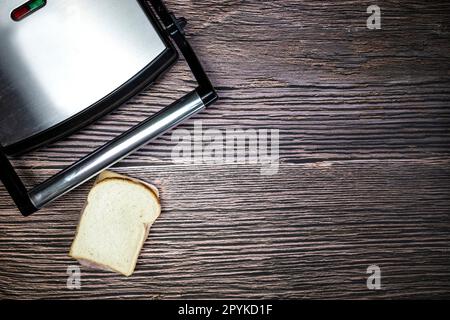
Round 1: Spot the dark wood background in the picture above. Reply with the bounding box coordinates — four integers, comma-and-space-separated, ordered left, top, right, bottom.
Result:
1, 0, 450, 299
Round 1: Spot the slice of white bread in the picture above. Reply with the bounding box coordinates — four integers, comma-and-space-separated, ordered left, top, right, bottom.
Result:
70, 171, 161, 276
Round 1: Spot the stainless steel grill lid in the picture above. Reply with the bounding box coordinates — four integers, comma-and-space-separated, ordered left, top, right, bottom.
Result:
0, 0, 217, 216
0, 0, 170, 150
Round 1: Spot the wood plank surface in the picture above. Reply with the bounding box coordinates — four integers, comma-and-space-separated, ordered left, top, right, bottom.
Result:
1, 0, 450, 299
1, 163, 450, 299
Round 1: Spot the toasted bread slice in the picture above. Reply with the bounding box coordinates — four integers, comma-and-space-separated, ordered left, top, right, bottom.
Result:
70, 171, 161, 276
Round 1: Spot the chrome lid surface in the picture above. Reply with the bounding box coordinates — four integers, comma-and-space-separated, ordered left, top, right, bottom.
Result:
0, 0, 167, 147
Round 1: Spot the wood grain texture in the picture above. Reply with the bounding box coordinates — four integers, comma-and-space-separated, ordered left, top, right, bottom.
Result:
1, 0, 450, 299
1, 163, 450, 299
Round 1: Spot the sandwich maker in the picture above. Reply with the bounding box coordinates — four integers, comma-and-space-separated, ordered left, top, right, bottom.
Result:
0, 0, 218, 216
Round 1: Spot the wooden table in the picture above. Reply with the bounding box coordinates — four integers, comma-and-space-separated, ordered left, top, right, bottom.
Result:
1, 0, 449, 299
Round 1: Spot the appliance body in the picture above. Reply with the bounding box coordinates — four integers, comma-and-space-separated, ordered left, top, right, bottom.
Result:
0, 0, 218, 215
0, 0, 177, 154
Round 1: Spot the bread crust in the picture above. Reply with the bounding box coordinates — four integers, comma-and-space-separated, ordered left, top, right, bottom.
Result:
97, 171, 160, 199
